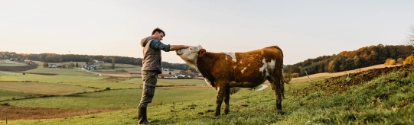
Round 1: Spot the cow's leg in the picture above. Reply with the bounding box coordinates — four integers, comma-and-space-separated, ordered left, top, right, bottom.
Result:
224, 86, 230, 115
268, 77, 283, 114
215, 85, 225, 116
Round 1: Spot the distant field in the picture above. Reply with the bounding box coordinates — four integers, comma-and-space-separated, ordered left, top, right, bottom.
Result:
0, 89, 32, 101
7, 88, 216, 110
99, 63, 141, 72
0, 70, 139, 89
0, 81, 97, 95
0, 60, 28, 66
25, 67, 92, 75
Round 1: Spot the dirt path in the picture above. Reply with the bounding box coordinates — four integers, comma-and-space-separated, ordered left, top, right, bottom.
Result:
291, 64, 401, 82
81, 68, 102, 76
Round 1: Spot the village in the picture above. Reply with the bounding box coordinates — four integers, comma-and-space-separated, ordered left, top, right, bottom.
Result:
4, 58, 200, 79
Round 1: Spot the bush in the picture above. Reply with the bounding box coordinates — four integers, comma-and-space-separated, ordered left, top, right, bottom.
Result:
43, 62, 48, 67
0, 102, 10, 106
384, 58, 396, 65
403, 56, 414, 65
68, 62, 75, 68
396, 58, 404, 64
283, 72, 292, 84
291, 73, 300, 78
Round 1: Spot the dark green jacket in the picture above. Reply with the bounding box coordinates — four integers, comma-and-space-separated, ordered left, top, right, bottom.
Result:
140, 36, 170, 74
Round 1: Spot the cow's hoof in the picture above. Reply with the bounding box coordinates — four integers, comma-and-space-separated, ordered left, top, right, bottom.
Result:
277, 111, 285, 115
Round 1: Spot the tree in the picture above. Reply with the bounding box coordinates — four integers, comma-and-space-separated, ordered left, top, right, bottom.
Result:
384, 58, 396, 65
43, 62, 49, 67
283, 72, 292, 84
75, 62, 79, 67
403, 56, 414, 65
68, 62, 75, 68
397, 58, 404, 64
111, 58, 115, 69
408, 27, 414, 46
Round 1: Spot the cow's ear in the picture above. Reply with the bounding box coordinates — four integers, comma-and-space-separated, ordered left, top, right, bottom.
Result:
198, 49, 206, 57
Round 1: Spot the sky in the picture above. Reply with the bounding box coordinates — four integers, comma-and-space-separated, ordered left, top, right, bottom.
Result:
1, 0, 413, 65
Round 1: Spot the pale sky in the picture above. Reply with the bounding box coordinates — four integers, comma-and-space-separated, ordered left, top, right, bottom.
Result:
1, 0, 413, 65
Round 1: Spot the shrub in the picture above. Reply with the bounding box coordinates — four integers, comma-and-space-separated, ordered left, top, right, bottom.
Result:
396, 58, 404, 64
291, 73, 300, 78
283, 72, 292, 84
384, 58, 396, 65
43, 62, 49, 67
403, 56, 414, 65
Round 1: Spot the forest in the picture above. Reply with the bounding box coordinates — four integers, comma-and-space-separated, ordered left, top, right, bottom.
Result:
285, 44, 414, 76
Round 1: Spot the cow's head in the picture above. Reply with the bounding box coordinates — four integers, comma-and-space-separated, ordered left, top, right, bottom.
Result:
176, 45, 205, 69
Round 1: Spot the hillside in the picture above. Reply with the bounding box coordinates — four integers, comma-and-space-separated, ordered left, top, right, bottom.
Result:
286, 44, 413, 77
1, 64, 413, 124
292, 64, 401, 82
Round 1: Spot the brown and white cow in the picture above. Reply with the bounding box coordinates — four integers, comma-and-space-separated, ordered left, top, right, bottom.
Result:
176, 45, 284, 116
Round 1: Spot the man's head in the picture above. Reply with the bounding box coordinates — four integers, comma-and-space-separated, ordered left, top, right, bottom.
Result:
152, 28, 165, 40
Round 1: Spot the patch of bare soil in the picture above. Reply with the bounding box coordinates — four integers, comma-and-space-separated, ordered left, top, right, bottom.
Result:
102, 76, 131, 82
24, 72, 57, 75
0, 106, 121, 120
295, 65, 413, 96
0, 65, 38, 72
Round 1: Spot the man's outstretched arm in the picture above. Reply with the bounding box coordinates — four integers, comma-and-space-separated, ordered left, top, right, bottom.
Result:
169, 45, 189, 51
150, 40, 188, 52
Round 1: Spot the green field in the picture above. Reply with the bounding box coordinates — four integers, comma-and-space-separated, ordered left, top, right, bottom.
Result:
0, 60, 28, 66
6, 88, 216, 110
1, 63, 413, 125
1, 69, 140, 89
99, 63, 142, 72
0, 81, 97, 95
0, 89, 32, 101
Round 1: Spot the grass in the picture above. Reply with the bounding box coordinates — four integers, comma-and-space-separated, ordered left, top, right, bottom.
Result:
5, 88, 216, 110
0, 89, 32, 101
0, 81, 97, 95
25, 66, 94, 75
0, 70, 139, 89
0, 60, 28, 66
1, 65, 414, 124
99, 63, 141, 72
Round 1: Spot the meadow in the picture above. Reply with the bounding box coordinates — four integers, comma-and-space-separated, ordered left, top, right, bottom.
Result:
0, 60, 413, 125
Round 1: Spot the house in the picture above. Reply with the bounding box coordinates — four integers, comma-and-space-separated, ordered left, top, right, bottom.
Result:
158, 74, 177, 79
48, 63, 60, 68
9, 58, 19, 61
84, 64, 102, 70
93, 60, 105, 64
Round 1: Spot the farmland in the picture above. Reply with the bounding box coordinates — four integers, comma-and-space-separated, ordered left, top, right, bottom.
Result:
0, 60, 413, 124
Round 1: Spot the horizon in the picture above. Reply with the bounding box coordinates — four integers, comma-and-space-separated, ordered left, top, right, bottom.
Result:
1, 0, 414, 65
0, 43, 409, 65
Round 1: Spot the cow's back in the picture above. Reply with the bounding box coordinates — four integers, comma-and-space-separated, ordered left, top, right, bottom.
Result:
199, 46, 283, 88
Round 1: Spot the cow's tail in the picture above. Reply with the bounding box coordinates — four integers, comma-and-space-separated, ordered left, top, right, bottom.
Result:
270, 45, 285, 99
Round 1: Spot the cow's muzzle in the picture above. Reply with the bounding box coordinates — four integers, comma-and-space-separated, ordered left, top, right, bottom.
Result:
176, 50, 182, 55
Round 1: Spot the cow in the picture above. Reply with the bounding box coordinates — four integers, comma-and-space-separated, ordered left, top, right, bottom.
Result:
176, 45, 284, 116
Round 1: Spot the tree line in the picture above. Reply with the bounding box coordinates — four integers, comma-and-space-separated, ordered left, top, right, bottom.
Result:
2, 44, 413, 75
0, 52, 193, 71
285, 44, 414, 77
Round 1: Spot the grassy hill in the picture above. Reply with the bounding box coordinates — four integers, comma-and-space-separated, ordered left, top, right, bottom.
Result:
0, 62, 413, 124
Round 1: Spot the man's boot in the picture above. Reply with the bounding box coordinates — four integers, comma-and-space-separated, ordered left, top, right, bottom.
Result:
138, 107, 151, 125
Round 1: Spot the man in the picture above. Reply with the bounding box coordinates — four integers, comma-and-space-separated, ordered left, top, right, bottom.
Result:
138, 28, 189, 124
